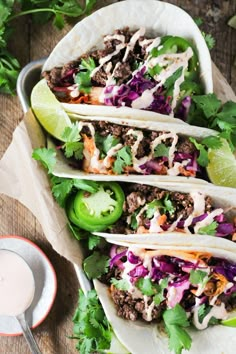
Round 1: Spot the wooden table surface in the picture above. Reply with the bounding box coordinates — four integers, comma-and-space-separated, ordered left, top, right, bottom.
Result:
0, 1, 235, 353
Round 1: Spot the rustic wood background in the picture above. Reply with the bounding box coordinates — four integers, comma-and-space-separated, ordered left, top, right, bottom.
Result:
0, 1, 235, 353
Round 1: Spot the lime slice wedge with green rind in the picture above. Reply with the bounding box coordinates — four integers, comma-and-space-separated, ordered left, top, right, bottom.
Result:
31, 79, 72, 141
206, 139, 236, 188
221, 311, 236, 327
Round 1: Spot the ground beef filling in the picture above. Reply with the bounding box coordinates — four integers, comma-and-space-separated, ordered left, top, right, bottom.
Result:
79, 120, 197, 160
43, 27, 143, 92
110, 286, 164, 322
109, 184, 214, 234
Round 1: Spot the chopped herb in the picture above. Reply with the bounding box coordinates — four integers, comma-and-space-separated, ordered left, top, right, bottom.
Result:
75, 57, 96, 93
154, 143, 170, 158
148, 64, 162, 77
83, 251, 109, 279
189, 269, 208, 285
32, 147, 56, 173
192, 94, 221, 119
153, 278, 168, 305
130, 209, 140, 230
163, 304, 192, 354
61, 123, 84, 160
111, 278, 130, 291
163, 194, 175, 215
113, 146, 132, 174
189, 137, 209, 167
72, 288, 111, 354
95, 133, 120, 156
136, 278, 159, 296
198, 221, 218, 236
201, 32, 216, 50
146, 200, 162, 219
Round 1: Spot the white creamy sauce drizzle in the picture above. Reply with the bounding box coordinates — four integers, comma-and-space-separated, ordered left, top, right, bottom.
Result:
151, 132, 178, 168
103, 143, 123, 168
123, 28, 145, 62
193, 303, 227, 330
131, 47, 193, 111
146, 37, 161, 53
149, 210, 163, 233
79, 122, 107, 173
191, 192, 206, 216
194, 208, 224, 233
142, 296, 155, 322
167, 214, 183, 232
136, 205, 148, 226
167, 160, 189, 176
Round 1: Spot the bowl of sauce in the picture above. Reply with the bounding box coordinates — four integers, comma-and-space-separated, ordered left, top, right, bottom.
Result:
0, 235, 57, 336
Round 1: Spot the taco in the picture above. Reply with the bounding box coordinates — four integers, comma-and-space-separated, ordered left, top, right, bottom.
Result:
65, 180, 236, 250
36, 115, 221, 184
42, 0, 212, 122
91, 243, 236, 354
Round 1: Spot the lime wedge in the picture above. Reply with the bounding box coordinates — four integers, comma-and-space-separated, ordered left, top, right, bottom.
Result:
221, 311, 236, 327
206, 139, 236, 188
31, 79, 72, 140
228, 15, 236, 29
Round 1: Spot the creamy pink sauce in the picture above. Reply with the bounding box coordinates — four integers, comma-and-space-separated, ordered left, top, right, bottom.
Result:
0, 250, 35, 316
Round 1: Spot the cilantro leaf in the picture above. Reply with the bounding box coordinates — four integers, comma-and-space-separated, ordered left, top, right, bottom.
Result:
113, 146, 132, 174
75, 57, 96, 93
50, 176, 74, 207
49, 176, 98, 207
111, 278, 130, 291
163, 194, 175, 215
73, 289, 111, 354
201, 32, 216, 50
153, 278, 168, 305
61, 123, 84, 160
189, 137, 209, 167
216, 101, 236, 122
68, 222, 90, 241
136, 278, 159, 296
198, 221, 218, 236
201, 136, 222, 149
194, 17, 203, 26
87, 234, 101, 250
164, 67, 183, 91
32, 147, 56, 173
154, 143, 170, 158
130, 209, 139, 230
148, 64, 162, 78
83, 251, 109, 279
192, 94, 221, 119
163, 304, 192, 354
189, 269, 208, 284
103, 134, 120, 154
95, 133, 120, 156
146, 200, 162, 219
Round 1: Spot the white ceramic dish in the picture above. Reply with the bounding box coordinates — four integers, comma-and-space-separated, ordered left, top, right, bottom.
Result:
0, 235, 57, 336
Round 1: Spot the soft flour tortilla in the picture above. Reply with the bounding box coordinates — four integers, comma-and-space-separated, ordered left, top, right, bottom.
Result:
42, 0, 212, 120
48, 114, 217, 183
94, 245, 236, 354
92, 180, 236, 252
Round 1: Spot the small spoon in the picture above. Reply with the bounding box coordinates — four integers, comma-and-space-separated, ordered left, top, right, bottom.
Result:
0, 249, 42, 354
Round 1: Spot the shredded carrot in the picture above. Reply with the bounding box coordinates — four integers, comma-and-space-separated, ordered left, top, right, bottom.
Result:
157, 214, 167, 225
137, 226, 149, 234
204, 273, 229, 297
68, 95, 89, 104
83, 134, 96, 155
179, 166, 196, 177
144, 250, 212, 265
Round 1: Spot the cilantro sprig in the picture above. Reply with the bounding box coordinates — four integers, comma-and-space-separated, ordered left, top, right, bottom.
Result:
75, 57, 96, 93
83, 251, 109, 279
72, 289, 112, 354
163, 304, 192, 354
189, 135, 222, 167
61, 123, 84, 160
0, 0, 97, 94
188, 94, 236, 151
113, 146, 132, 174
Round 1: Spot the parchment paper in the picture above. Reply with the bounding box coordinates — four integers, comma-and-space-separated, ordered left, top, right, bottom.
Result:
0, 64, 235, 267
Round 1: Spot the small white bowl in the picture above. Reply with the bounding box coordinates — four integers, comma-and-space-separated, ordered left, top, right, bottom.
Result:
0, 235, 57, 336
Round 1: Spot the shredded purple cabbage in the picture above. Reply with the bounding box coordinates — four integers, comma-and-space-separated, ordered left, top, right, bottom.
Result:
129, 264, 149, 278
216, 223, 236, 237
176, 96, 191, 121
127, 251, 140, 264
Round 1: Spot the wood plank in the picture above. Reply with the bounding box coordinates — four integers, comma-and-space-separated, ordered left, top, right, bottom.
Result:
0, 1, 235, 353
